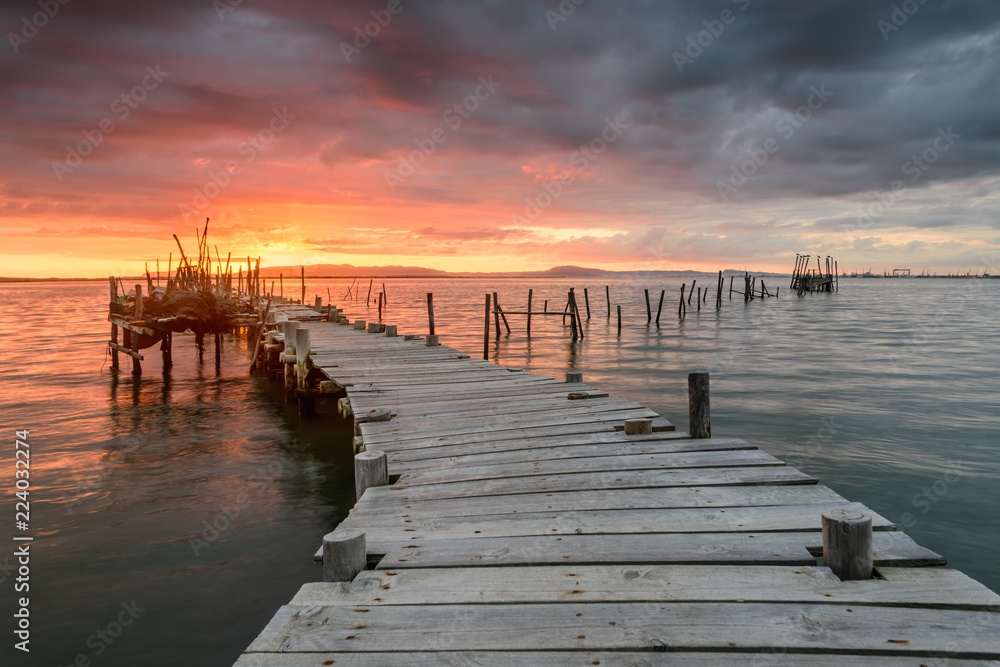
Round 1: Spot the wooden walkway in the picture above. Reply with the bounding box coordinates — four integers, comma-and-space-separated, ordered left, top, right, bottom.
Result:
236, 309, 1000, 665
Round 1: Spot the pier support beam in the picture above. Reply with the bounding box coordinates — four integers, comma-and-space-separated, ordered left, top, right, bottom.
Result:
322, 529, 366, 583
355, 450, 388, 501
688, 372, 710, 438
822, 508, 873, 581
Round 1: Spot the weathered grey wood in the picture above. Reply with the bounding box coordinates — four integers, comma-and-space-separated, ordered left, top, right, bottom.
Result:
623, 418, 652, 435
688, 371, 710, 438
322, 529, 365, 582
566, 371, 583, 383
391, 450, 785, 488
289, 565, 1000, 610
823, 507, 874, 580
351, 484, 850, 519
355, 450, 388, 501
236, 653, 1000, 666
353, 320, 366, 330
370, 530, 944, 569
338, 502, 894, 541
245, 601, 996, 655
364, 408, 391, 423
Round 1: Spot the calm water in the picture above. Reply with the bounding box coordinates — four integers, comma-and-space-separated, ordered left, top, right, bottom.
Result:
0, 276, 997, 665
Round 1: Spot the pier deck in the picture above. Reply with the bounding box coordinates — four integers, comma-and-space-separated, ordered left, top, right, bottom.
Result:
237, 311, 1000, 665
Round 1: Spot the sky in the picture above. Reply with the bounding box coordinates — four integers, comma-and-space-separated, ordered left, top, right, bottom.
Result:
2, 0, 1000, 277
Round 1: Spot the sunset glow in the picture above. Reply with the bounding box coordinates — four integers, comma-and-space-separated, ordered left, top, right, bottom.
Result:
3, 1, 999, 277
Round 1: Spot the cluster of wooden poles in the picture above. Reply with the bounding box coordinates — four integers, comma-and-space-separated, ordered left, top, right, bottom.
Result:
474, 271, 782, 360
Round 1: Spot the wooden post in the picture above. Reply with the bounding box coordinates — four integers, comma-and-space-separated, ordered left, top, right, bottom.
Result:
573, 289, 584, 337
161, 331, 172, 369
483, 293, 491, 360
366, 279, 373, 306
384, 325, 397, 337
655, 289, 665, 325
322, 529, 366, 583
315, 296, 322, 311
492, 292, 501, 340
300, 266, 305, 304
729, 275, 733, 299
605, 285, 610, 318
382, 282, 387, 305
110, 324, 119, 370
249, 297, 272, 374
697, 287, 701, 311
566, 371, 583, 383
688, 280, 696, 304
624, 418, 652, 435
283, 321, 299, 396
822, 509, 873, 580
355, 450, 388, 501
526, 289, 533, 337
426, 293, 436, 335
129, 328, 141, 377
688, 372, 710, 438
583, 288, 590, 319
716, 270, 723, 309
378, 292, 383, 322
294, 327, 310, 390
616, 304, 622, 333
678, 284, 686, 319
134, 284, 143, 319
214, 332, 222, 367
644, 288, 651, 322
495, 293, 511, 334
568, 291, 578, 341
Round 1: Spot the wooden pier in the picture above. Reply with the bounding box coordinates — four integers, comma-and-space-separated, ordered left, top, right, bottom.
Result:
236, 304, 1000, 665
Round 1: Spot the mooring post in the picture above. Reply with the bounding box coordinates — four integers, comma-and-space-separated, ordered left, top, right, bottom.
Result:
605, 285, 611, 318
322, 529, 366, 583
134, 284, 144, 319
568, 290, 578, 341
492, 292, 502, 340
526, 289, 533, 337
300, 266, 305, 304
566, 371, 583, 383
616, 304, 622, 333
110, 323, 119, 370
315, 296, 322, 312
822, 508, 873, 580
378, 292, 383, 322
483, 293, 491, 360
688, 372, 710, 438
426, 293, 435, 335
366, 279, 373, 307
583, 288, 590, 319
644, 288, 651, 321
355, 450, 389, 501
655, 289, 665, 325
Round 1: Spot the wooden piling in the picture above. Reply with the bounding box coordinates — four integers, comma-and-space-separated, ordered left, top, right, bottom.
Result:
644, 289, 651, 322
483, 293, 491, 360
697, 287, 701, 311
378, 292, 383, 323
134, 284, 144, 319
655, 289, 665, 325
583, 288, 590, 320
300, 266, 305, 304
688, 372, 710, 438
729, 275, 734, 299
624, 418, 652, 435
322, 529, 366, 583
110, 324, 119, 370
355, 450, 388, 501
688, 280, 696, 304
382, 283, 387, 305
716, 270, 723, 309
566, 371, 583, 383
605, 285, 610, 318
366, 279, 373, 307
526, 289, 533, 337
822, 508, 873, 580
616, 304, 621, 333
678, 284, 686, 319
568, 291, 579, 341
161, 331, 172, 369
492, 292, 502, 340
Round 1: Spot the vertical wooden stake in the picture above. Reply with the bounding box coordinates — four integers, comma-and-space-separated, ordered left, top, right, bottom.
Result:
697, 287, 701, 311
688, 280, 696, 304
366, 279, 373, 306
822, 509, 873, 580
300, 266, 305, 304
426, 293, 436, 335
655, 289, 665, 324
110, 324, 119, 370
378, 292, 383, 322
134, 284, 144, 319
483, 293, 491, 360
566, 371, 583, 383
322, 529, 366, 583
568, 291, 578, 341
382, 283, 387, 305
583, 288, 590, 319
526, 289, 533, 337
688, 372, 710, 438
294, 327, 310, 391
605, 285, 610, 318
355, 450, 389, 501
492, 292, 501, 340
616, 304, 622, 333
644, 288, 651, 322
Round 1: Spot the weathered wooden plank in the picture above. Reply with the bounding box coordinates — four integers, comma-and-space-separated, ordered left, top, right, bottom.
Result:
337, 502, 895, 540
288, 565, 1000, 610
245, 601, 998, 655
392, 450, 784, 487
351, 484, 847, 518
235, 652, 1000, 666
361, 466, 816, 502
371, 530, 944, 569
385, 436, 749, 472
358, 396, 643, 422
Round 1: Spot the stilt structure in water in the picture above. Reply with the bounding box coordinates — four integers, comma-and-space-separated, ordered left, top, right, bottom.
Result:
791, 253, 839, 293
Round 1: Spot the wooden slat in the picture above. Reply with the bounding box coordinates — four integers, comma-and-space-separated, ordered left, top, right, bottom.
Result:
371, 530, 944, 569
289, 565, 1000, 610
246, 601, 998, 656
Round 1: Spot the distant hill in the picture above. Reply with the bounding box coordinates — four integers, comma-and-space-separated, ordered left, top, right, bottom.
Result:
258, 264, 449, 278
